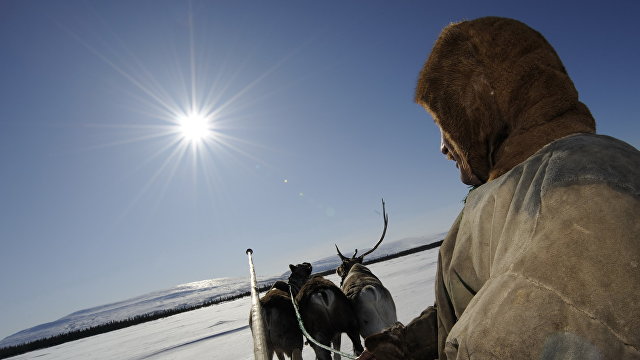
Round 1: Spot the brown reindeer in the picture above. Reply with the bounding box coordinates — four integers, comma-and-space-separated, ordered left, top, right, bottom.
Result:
288, 262, 364, 360
249, 280, 303, 360
336, 199, 397, 338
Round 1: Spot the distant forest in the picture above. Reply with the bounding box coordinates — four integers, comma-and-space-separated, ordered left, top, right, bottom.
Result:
0, 240, 442, 359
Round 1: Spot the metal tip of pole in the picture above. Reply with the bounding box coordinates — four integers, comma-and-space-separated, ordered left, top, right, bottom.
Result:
246, 248, 253, 255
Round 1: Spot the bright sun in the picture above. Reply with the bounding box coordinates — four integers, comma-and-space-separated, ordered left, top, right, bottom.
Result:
178, 113, 210, 142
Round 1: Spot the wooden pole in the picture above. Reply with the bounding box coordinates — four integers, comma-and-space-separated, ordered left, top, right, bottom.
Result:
246, 249, 269, 360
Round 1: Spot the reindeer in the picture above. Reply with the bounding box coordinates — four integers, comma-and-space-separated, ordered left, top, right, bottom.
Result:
335, 199, 397, 338
288, 262, 364, 360
249, 280, 303, 360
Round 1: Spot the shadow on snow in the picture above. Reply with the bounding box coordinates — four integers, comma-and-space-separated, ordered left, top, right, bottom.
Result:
136, 325, 249, 359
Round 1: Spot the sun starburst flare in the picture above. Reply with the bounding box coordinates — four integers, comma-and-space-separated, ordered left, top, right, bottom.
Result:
177, 112, 213, 144
62, 3, 312, 221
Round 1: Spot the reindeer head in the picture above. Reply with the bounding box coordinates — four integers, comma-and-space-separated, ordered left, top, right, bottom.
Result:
288, 262, 312, 295
336, 199, 388, 285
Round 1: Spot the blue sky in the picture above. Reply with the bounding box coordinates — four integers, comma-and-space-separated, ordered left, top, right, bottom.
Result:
1, 0, 638, 340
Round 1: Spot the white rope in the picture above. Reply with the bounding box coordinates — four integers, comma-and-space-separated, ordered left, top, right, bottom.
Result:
288, 285, 357, 359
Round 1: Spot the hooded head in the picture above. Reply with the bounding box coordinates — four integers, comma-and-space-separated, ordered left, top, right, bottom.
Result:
415, 17, 595, 185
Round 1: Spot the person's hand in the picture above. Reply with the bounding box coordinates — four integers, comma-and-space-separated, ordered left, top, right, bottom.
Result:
362, 307, 439, 360
363, 322, 407, 360
355, 349, 377, 360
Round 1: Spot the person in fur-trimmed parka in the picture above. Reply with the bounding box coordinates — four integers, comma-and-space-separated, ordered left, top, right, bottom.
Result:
359, 16, 640, 360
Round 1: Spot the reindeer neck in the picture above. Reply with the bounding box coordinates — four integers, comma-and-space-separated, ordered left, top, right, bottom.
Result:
287, 276, 308, 297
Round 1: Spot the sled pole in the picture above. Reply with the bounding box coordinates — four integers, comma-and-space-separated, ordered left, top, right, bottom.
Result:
246, 249, 269, 360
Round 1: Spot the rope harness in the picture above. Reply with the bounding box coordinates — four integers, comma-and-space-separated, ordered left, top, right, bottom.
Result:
288, 285, 357, 359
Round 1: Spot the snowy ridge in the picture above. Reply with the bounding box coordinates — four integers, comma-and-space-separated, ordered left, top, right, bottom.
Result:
1, 234, 444, 349
0, 277, 282, 348
295, 232, 445, 275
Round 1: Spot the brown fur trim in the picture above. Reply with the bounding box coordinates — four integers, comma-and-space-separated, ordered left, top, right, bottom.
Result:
415, 17, 595, 183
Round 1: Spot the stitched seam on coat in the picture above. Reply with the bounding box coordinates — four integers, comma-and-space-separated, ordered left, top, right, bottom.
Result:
507, 271, 640, 353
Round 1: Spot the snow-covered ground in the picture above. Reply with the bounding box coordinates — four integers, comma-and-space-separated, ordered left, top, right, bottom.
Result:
1, 234, 444, 349
0, 277, 284, 349
7, 248, 438, 359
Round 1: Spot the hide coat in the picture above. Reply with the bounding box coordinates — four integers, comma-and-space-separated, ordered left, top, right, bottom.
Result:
436, 133, 640, 359
365, 17, 640, 360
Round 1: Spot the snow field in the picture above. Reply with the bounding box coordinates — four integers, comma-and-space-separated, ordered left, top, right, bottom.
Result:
10, 248, 438, 360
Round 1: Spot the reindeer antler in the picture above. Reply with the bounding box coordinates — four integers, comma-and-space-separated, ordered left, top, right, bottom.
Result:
360, 199, 388, 258
335, 244, 349, 261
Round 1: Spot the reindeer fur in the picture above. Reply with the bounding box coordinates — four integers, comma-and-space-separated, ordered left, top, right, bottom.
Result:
338, 262, 397, 338
335, 199, 397, 338
288, 263, 364, 360
249, 281, 302, 360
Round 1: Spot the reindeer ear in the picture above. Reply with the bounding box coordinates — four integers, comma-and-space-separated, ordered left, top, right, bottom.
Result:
337, 266, 344, 277
289, 264, 295, 272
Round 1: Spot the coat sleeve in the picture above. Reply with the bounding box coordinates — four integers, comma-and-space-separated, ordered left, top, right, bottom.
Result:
443, 182, 640, 359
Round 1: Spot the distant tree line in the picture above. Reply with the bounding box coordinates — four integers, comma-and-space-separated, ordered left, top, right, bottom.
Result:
0, 240, 442, 359
314, 239, 444, 277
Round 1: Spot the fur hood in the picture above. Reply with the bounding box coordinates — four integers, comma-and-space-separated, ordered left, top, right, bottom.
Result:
415, 17, 596, 183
